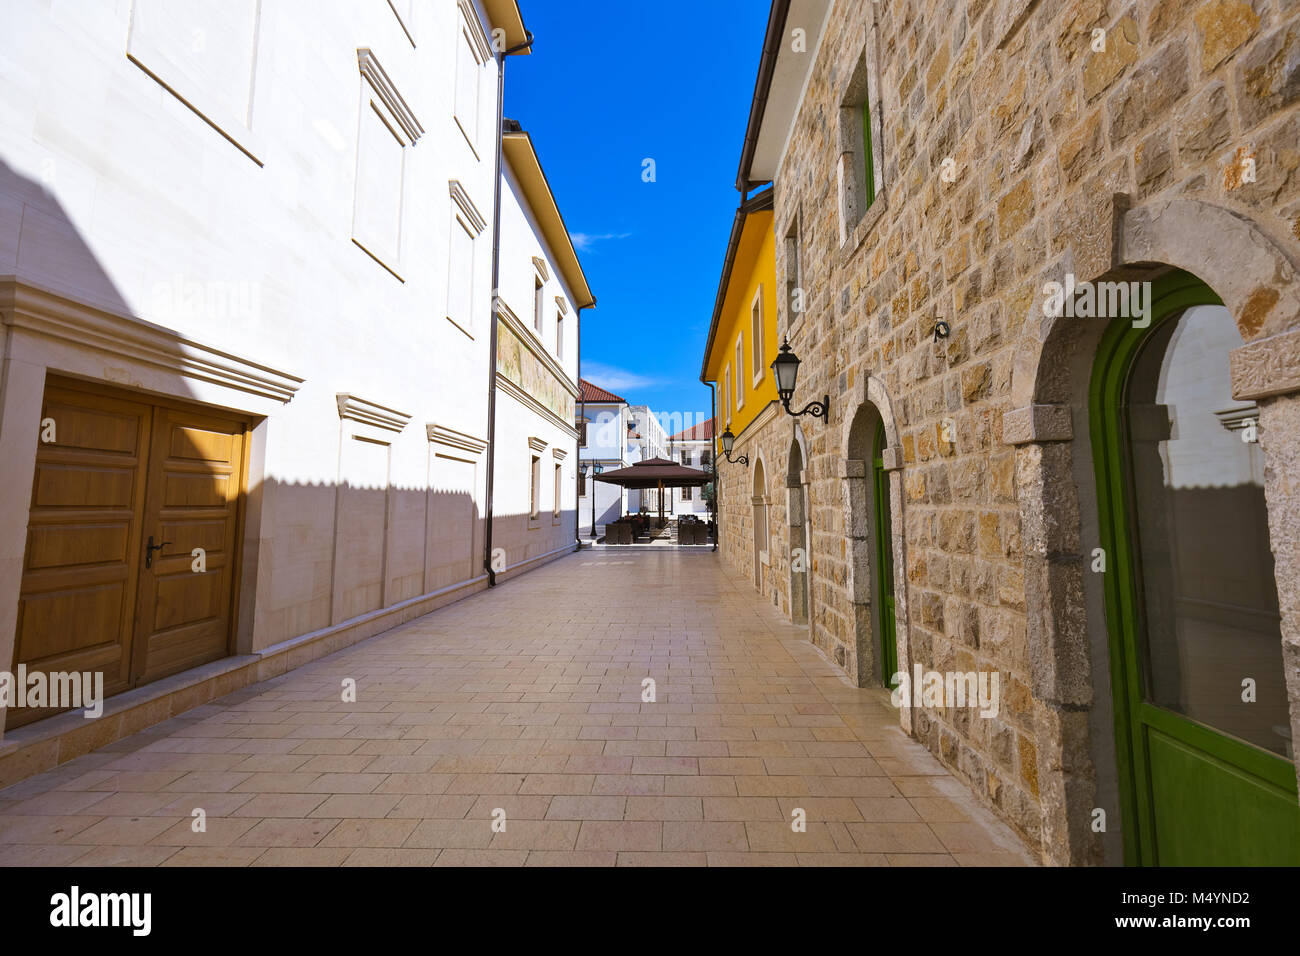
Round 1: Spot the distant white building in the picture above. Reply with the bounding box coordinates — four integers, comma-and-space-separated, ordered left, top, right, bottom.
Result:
577, 379, 630, 538
667, 419, 714, 518
625, 404, 669, 513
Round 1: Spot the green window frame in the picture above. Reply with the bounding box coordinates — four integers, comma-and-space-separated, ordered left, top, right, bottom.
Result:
862, 99, 875, 210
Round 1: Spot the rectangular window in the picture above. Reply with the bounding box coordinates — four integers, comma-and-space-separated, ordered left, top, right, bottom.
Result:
734, 339, 744, 409
837, 56, 877, 243
682, 486, 693, 501
447, 214, 475, 331
554, 464, 562, 516
724, 367, 732, 423
862, 99, 875, 207
530, 455, 540, 518
534, 277, 544, 333
751, 289, 765, 385
556, 310, 564, 357
785, 218, 802, 330
454, 26, 481, 152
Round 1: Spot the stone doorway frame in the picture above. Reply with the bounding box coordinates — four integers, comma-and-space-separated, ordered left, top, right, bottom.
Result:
1006, 196, 1300, 866
787, 423, 811, 627
839, 375, 910, 715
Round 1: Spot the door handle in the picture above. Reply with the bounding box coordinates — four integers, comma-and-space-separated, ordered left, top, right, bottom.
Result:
145, 535, 172, 569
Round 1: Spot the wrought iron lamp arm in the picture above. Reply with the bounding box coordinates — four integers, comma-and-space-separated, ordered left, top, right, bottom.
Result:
782, 394, 830, 423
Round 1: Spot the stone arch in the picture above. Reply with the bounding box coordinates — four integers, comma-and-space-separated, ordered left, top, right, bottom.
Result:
1007, 195, 1300, 867
1010, 197, 1300, 413
787, 423, 811, 626
838, 375, 910, 707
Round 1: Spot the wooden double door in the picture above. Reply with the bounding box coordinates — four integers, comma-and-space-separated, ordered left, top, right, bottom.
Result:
12, 378, 247, 727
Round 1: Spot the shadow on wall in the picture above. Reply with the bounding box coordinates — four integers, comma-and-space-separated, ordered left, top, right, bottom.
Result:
1, 156, 578, 729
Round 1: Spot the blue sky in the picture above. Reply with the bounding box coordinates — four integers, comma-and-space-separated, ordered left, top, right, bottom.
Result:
506, 0, 768, 434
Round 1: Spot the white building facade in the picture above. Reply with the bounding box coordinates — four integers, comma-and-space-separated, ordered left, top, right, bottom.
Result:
577, 380, 629, 538
666, 419, 714, 518
0, 0, 589, 782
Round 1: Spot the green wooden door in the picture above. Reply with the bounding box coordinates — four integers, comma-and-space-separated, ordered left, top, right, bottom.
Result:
1091, 270, 1300, 865
872, 421, 898, 686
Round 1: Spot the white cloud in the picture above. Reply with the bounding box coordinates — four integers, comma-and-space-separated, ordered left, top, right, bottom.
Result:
571, 231, 632, 251
582, 361, 664, 393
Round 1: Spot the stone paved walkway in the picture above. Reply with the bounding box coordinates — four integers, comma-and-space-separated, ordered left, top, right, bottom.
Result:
0, 549, 1036, 866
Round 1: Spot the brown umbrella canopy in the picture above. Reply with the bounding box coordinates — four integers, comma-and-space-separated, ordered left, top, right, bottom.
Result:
593, 457, 712, 489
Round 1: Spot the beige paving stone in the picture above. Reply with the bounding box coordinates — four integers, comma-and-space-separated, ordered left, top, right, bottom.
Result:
0, 550, 1033, 867
66, 816, 184, 846
591, 774, 665, 796
846, 822, 949, 854
703, 797, 784, 821
70, 845, 182, 866
525, 850, 617, 866
252, 847, 352, 866
151, 817, 260, 846
662, 821, 749, 852
744, 822, 839, 853
575, 821, 662, 851
159, 846, 265, 867
309, 793, 401, 818
433, 849, 528, 866
0, 844, 96, 866
617, 851, 707, 866
489, 820, 581, 850
342, 847, 441, 866
403, 818, 492, 849
232, 793, 329, 818
623, 796, 703, 821
545, 795, 625, 820
236, 818, 340, 848
320, 819, 419, 848
706, 851, 797, 867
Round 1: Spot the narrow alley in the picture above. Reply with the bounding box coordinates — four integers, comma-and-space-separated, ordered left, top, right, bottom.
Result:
0, 550, 1032, 866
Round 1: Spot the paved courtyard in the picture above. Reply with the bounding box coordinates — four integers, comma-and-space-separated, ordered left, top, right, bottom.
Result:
0, 549, 1035, 866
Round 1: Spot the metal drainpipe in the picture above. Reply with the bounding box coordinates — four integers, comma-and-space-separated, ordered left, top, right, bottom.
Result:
574, 304, 583, 549
484, 30, 535, 588
708, 381, 718, 553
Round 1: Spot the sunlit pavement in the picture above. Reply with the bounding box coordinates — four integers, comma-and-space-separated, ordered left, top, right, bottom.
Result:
0, 549, 1035, 866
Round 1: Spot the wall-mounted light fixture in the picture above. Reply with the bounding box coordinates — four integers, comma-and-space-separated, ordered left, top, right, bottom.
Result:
932, 319, 951, 342
770, 338, 829, 424
719, 428, 748, 466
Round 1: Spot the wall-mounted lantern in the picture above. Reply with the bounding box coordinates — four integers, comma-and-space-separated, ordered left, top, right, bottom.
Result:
770, 338, 829, 424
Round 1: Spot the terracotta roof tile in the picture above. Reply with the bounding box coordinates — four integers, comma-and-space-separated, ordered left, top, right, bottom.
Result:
579, 379, 627, 403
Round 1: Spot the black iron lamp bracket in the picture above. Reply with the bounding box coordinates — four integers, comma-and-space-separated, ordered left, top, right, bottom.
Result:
782, 395, 830, 424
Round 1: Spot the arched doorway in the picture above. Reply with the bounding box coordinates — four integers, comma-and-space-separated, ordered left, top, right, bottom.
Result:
752, 456, 768, 591
871, 420, 897, 685
1092, 269, 1300, 865
845, 403, 897, 687
787, 434, 810, 626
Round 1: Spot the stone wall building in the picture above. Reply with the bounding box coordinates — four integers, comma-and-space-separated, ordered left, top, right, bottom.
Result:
710, 0, 1300, 865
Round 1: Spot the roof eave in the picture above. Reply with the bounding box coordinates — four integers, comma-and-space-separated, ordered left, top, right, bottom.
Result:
698, 188, 775, 384
481, 0, 530, 53
735, 0, 792, 194
503, 131, 596, 309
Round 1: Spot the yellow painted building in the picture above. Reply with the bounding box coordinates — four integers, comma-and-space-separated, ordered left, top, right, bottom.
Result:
700, 188, 778, 447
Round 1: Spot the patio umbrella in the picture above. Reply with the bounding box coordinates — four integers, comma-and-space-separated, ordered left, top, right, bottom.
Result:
594, 457, 712, 525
